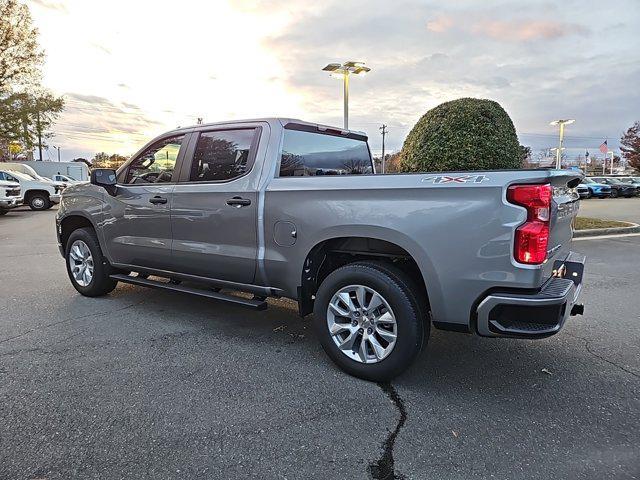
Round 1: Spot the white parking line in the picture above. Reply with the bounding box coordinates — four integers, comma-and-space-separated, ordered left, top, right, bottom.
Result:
574, 232, 640, 241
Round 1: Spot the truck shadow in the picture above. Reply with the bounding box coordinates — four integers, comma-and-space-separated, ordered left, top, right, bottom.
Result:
104, 284, 589, 397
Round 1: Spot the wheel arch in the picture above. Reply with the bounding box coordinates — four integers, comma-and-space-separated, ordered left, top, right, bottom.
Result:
24, 189, 51, 201
59, 214, 97, 253
297, 232, 440, 318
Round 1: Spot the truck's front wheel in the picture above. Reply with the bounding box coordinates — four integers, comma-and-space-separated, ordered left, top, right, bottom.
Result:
65, 228, 118, 297
28, 193, 50, 211
313, 261, 426, 381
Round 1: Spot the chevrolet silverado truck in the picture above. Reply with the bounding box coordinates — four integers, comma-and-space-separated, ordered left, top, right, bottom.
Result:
56, 118, 585, 380
0, 179, 22, 215
0, 169, 62, 210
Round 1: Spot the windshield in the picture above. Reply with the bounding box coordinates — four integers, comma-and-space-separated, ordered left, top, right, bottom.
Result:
582, 178, 595, 184
606, 178, 623, 184
4, 170, 32, 181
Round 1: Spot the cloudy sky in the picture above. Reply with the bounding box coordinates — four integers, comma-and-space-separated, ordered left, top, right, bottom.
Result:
28, 0, 640, 162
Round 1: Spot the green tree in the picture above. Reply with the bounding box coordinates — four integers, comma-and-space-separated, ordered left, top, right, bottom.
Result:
0, 0, 64, 161
0, 0, 44, 93
399, 98, 521, 172
91, 152, 129, 170
0, 91, 64, 159
620, 121, 640, 172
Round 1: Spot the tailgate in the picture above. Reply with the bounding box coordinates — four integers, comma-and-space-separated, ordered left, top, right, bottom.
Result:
544, 171, 582, 278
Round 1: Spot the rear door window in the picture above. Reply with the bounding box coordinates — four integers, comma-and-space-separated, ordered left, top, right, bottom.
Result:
187, 129, 257, 182
279, 128, 372, 177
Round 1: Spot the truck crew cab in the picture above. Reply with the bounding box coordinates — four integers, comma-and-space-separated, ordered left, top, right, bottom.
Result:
56, 118, 585, 380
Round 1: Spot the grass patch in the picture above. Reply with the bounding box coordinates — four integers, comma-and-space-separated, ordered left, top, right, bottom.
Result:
574, 217, 631, 230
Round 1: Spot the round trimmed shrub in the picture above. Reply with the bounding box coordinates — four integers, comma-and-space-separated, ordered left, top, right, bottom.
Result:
399, 98, 521, 172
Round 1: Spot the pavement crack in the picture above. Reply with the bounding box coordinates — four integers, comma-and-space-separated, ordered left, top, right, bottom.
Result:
566, 332, 640, 380
368, 382, 407, 480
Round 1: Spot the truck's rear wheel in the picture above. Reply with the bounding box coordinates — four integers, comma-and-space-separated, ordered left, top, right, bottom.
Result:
28, 193, 50, 211
65, 227, 117, 296
313, 261, 426, 381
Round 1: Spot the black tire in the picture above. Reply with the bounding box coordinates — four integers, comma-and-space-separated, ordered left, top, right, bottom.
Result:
28, 193, 51, 211
65, 227, 118, 296
586, 189, 593, 199
610, 189, 619, 198
313, 261, 427, 381
0, 210, 8, 216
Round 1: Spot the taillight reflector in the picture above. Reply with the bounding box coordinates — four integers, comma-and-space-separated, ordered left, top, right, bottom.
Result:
507, 184, 552, 264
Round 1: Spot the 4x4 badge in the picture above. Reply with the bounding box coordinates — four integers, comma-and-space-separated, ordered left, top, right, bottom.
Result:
421, 174, 489, 184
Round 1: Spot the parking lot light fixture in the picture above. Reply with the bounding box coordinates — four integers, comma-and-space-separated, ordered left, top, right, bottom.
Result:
550, 119, 575, 169
322, 61, 371, 130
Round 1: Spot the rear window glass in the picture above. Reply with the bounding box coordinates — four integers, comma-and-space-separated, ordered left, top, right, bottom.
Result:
279, 129, 372, 177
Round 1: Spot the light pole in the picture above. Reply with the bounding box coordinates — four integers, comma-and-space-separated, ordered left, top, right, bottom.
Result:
53, 145, 61, 162
551, 147, 565, 168
608, 150, 614, 175
549, 119, 575, 169
322, 61, 371, 130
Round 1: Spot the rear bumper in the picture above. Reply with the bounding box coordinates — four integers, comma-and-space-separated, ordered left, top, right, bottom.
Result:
476, 252, 585, 338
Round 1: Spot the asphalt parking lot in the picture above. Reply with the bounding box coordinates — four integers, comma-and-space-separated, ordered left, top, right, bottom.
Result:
579, 197, 640, 224
1, 208, 639, 480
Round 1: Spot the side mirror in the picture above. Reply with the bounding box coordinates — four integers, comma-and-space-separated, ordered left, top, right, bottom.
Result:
90, 169, 117, 188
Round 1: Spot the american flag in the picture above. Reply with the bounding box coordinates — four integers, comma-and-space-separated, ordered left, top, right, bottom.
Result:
599, 140, 608, 154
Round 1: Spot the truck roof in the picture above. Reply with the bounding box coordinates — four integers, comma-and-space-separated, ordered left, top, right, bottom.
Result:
172, 117, 368, 137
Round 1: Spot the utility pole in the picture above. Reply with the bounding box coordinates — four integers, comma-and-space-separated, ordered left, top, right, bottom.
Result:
54, 145, 61, 162
197, 117, 203, 125
36, 110, 43, 161
380, 124, 388, 173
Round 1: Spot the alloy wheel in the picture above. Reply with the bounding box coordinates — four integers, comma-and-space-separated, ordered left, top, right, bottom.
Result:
68, 239, 94, 287
327, 285, 397, 364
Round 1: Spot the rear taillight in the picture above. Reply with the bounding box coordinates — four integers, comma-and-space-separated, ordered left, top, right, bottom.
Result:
507, 184, 552, 264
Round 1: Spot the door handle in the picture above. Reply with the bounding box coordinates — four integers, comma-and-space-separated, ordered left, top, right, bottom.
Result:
149, 196, 168, 205
226, 196, 251, 207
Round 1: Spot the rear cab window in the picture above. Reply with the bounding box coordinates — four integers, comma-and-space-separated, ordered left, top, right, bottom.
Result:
279, 125, 373, 177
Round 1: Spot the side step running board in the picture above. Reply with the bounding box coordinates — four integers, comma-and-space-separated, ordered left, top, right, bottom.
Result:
110, 274, 268, 310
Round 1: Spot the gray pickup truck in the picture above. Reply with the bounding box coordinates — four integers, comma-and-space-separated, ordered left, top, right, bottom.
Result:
56, 118, 585, 380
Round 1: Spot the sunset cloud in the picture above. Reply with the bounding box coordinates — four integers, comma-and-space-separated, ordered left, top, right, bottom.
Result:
471, 19, 589, 42
24, 0, 640, 159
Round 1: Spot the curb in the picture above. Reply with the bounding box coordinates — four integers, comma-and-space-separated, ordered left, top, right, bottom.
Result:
574, 222, 640, 238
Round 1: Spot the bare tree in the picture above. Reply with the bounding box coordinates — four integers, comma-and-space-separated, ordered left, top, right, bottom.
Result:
0, 0, 44, 93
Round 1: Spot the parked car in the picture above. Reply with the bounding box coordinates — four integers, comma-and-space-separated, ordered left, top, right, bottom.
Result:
50, 173, 85, 187
578, 178, 612, 199
56, 118, 586, 381
618, 176, 640, 189
590, 177, 638, 197
0, 170, 61, 210
0, 180, 22, 215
